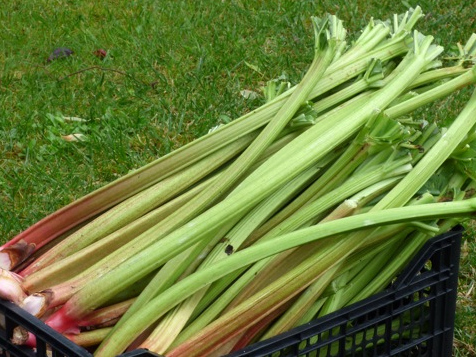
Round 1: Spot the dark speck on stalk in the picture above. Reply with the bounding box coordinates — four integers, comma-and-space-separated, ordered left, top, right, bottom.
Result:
225, 244, 234, 255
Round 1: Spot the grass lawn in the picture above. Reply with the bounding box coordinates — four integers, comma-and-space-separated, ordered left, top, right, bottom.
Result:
1, 0, 474, 354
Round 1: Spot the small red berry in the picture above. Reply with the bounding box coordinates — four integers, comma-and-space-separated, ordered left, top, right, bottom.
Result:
93, 49, 107, 59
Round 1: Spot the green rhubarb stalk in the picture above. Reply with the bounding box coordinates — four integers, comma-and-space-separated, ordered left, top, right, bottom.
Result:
408, 123, 442, 165
247, 111, 412, 244
301, 9, 413, 101
313, 191, 438, 264
138, 165, 332, 352
227, 302, 293, 354
25, 127, 305, 290
318, 233, 406, 298
296, 297, 328, 326
22, 175, 214, 292
78, 298, 135, 328
386, 66, 476, 119
350, 182, 470, 304
258, 236, 400, 339
347, 229, 432, 305
102, 269, 157, 306
322, 6, 420, 74
64, 328, 113, 348
35, 130, 313, 302
301, 36, 411, 112
181, 266, 259, 340
259, 155, 412, 238
127, 238, 220, 316
312, 58, 384, 115
375, 84, 476, 209
352, 17, 376, 47
246, 109, 381, 243
409, 65, 470, 88
214, 181, 418, 344
20, 131, 257, 277
319, 238, 403, 318
136, 160, 410, 348
332, 22, 386, 65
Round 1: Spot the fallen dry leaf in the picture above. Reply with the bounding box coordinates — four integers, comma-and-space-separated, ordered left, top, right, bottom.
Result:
61, 133, 87, 142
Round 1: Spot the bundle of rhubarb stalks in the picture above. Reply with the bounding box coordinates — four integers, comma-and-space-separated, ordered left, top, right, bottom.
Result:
2, 7, 476, 357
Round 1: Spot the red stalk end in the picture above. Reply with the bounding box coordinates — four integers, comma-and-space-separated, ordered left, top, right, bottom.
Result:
0, 240, 36, 271
11, 327, 36, 347
20, 291, 53, 318
28, 277, 85, 308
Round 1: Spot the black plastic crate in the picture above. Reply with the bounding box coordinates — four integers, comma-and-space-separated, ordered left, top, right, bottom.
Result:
0, 227, 462, 357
